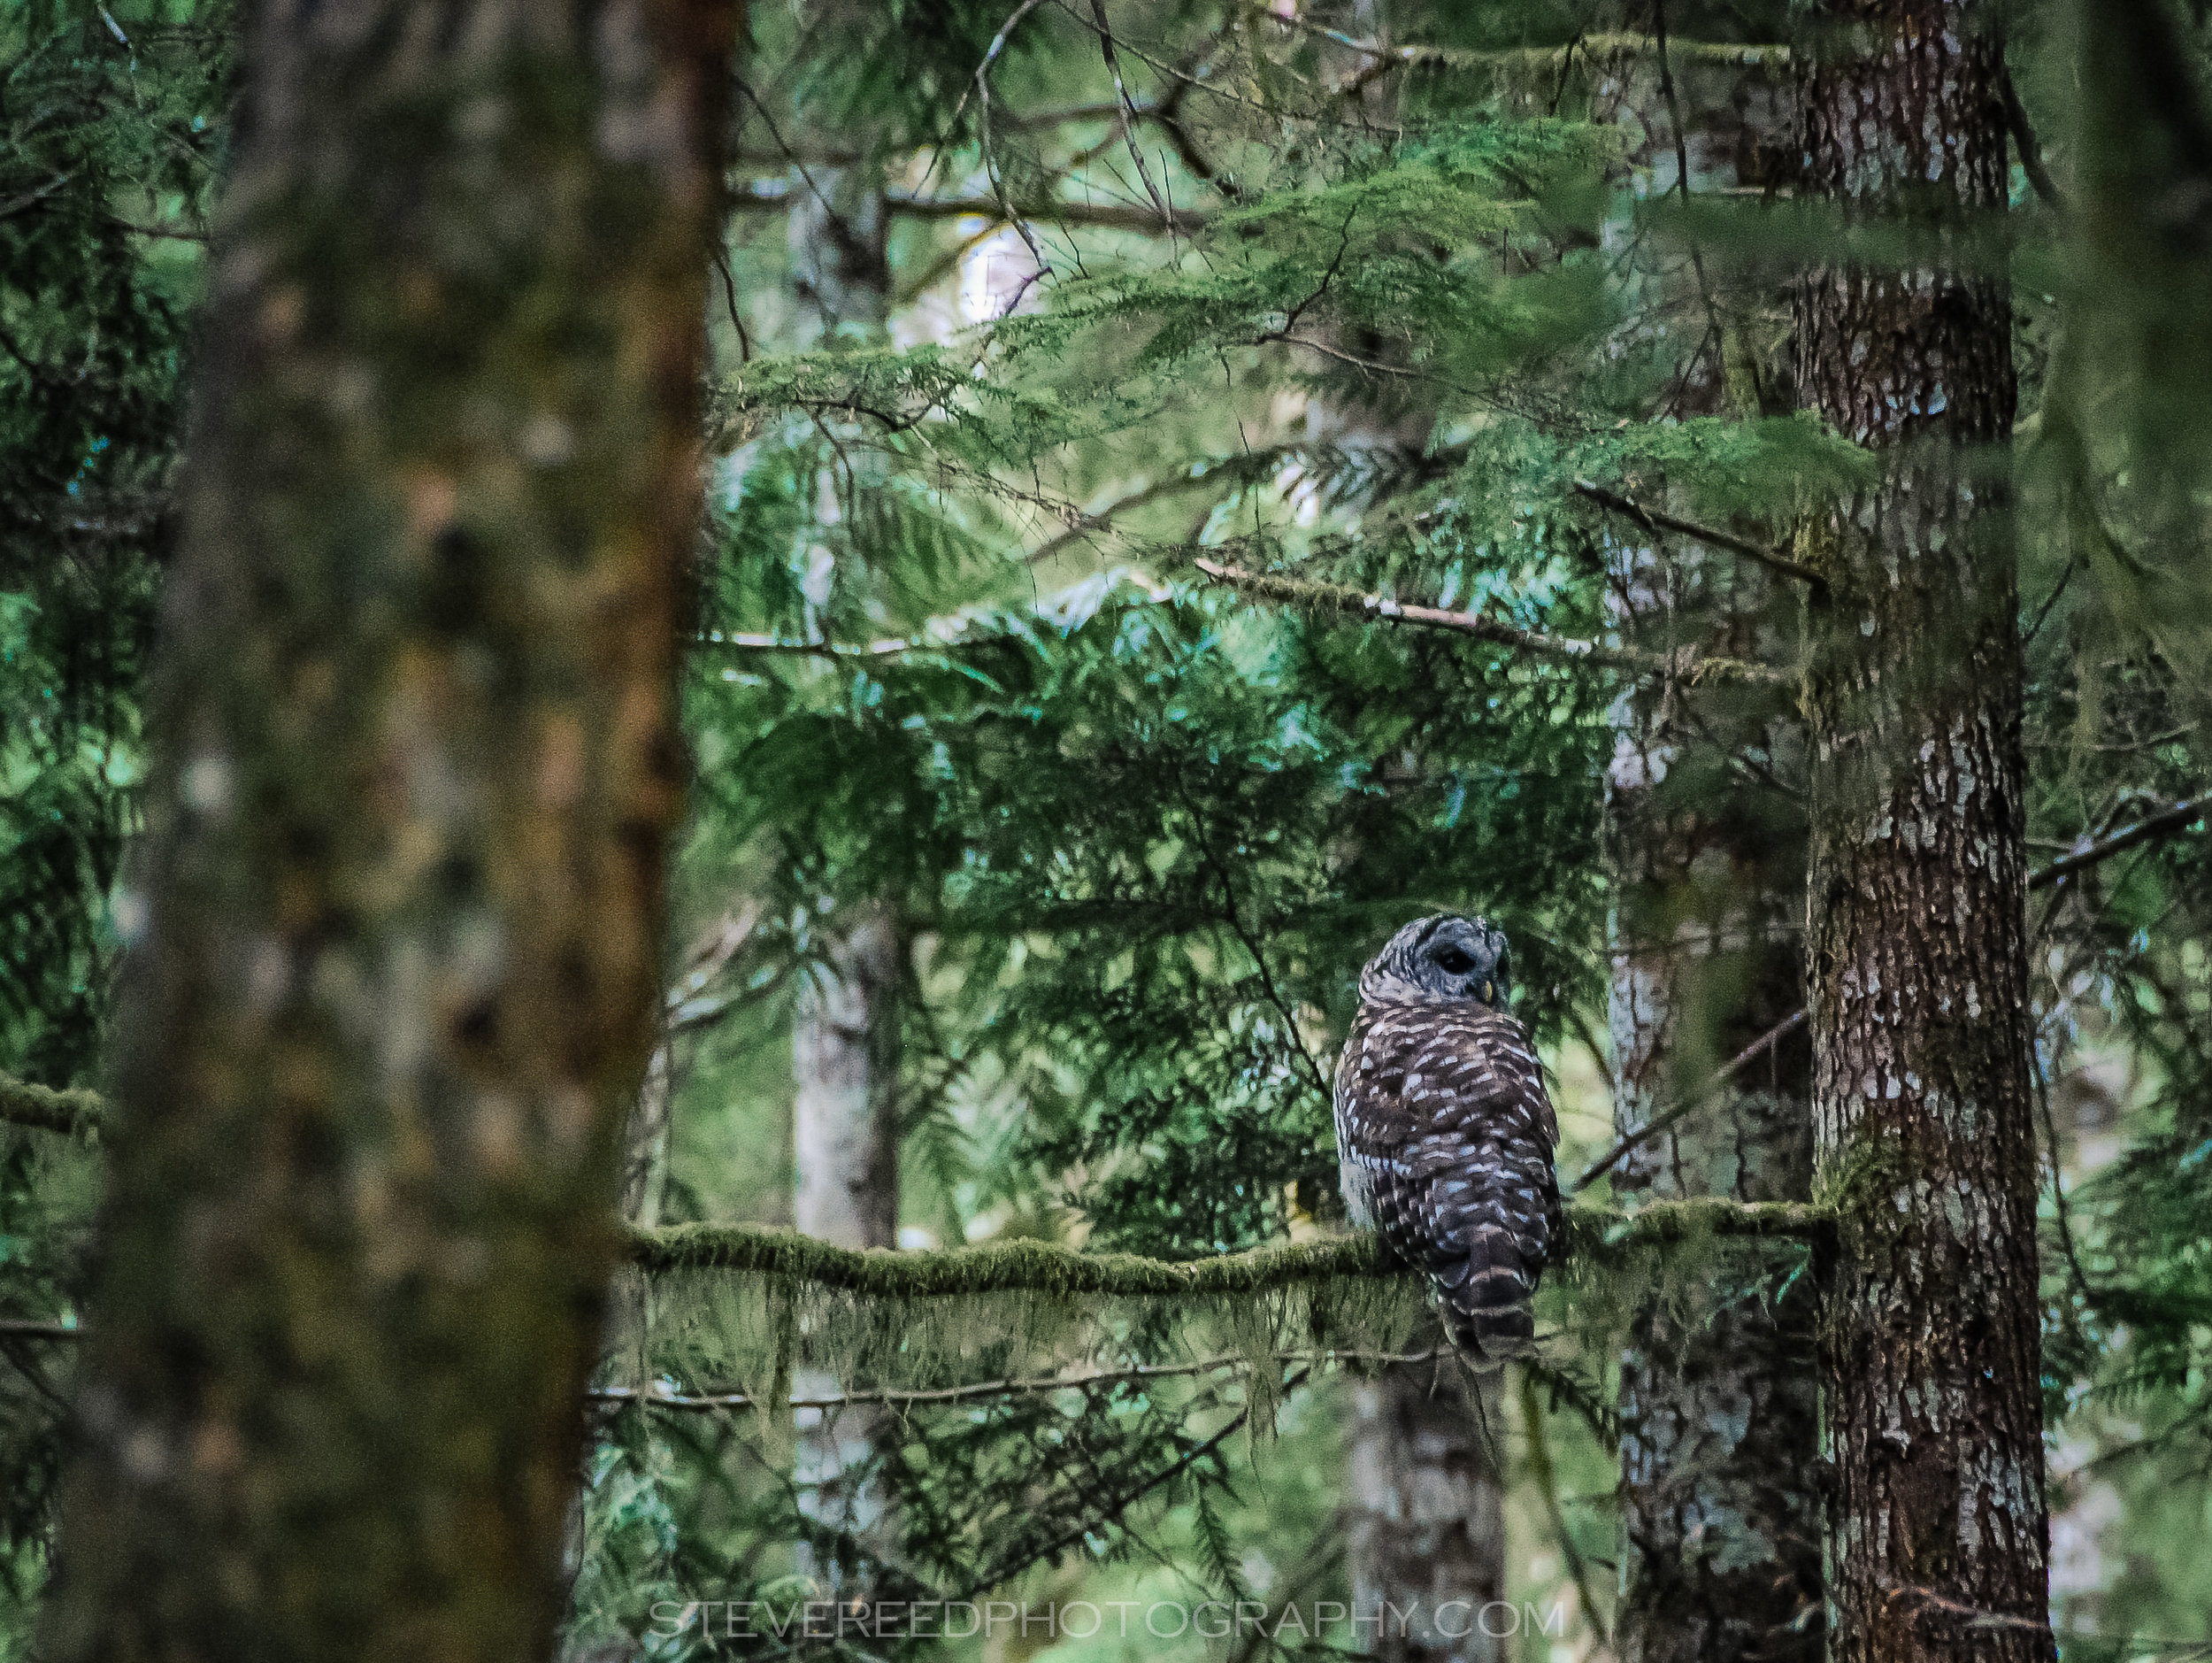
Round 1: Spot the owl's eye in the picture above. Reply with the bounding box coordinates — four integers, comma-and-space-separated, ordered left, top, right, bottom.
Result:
1433, 948, 1476, 974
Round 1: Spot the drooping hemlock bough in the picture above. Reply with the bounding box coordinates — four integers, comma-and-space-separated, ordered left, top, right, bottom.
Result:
36, 4, 742, 1662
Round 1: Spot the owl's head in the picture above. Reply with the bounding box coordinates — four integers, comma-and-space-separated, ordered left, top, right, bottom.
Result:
1360, 914, 1512, 1008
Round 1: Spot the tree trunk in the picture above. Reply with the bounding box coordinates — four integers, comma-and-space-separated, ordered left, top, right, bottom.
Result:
791, 906, 901, 1598
1607, 545, 1822, 1663
783, 155, 902, 1592
1344, 1361, 1505, 1663
1795, 5, 2052, 1659
38, 4, 738, 1660
1595, 43, 1824, 1663
793, 905, 902, 1250
621, 1028, 675, 1228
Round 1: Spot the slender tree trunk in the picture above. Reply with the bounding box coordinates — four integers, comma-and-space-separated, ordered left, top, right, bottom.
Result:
621, 1028, 675, 1227
792, 905, 902, 1250
1594, 41, 1824, 1663
789, 167, 890, 337
787, 160, 900, 1588
1608, 670, 1822, 1663
1794, 5, 2052, 1659
790, 903, 900, 1589
1344, 1361, 1505, 1663
38, 4, 738, 1661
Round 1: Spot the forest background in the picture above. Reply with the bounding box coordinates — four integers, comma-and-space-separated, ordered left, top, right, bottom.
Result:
3, 2, 2211, 1661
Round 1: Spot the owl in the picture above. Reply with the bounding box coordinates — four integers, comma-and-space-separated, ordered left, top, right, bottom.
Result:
1334, 915, 1562, 1362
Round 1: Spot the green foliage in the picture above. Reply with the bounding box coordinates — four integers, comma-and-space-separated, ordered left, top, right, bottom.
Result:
0, 6, 226, 1644
3, 0, 2211, 1655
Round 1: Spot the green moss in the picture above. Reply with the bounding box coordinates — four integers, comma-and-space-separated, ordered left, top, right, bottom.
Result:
0, 1069, 103, 1139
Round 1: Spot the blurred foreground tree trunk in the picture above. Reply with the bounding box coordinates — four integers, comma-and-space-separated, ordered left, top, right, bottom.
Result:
1795, 4, 2052, 1659
39, 3, 741, 1660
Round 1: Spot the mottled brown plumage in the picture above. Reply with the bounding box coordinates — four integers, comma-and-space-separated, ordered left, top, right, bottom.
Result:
1334, 916, 1562, 1361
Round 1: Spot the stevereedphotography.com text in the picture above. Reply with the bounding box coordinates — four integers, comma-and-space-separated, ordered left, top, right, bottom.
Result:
649, 1596, 1573, 1646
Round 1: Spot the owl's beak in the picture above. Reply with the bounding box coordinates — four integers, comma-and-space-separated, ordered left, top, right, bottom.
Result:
1482, 980, 1494, 1001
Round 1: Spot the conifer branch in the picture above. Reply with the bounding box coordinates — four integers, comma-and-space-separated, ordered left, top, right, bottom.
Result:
730, 185, 1206, 235
1193, 558, 1789, 684
1573, 481, 1827, 592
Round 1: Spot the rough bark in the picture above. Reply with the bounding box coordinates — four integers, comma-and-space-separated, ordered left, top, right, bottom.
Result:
1794, 5, 2052, 1659
1607, 562, 1822, 1663
1344, 1360, 1505, 1663
1594, 42, 1824, 1663
38, 4, 738, 1660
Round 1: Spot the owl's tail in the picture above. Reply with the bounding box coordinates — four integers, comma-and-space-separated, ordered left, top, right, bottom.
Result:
1432, 1222, 1540, 1364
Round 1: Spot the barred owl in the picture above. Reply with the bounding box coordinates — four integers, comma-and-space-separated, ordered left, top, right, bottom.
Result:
1334, 915, 1562, 1362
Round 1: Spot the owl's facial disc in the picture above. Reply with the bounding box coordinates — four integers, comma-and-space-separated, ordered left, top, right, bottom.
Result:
1417, 917, 1509, 1005
1364, 914, 1511, 1007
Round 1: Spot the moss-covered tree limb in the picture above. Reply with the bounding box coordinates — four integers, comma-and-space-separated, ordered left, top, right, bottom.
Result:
36, 5, 742, 1663
625, 1200, 1831, 1294
0, 1071, 103, 1138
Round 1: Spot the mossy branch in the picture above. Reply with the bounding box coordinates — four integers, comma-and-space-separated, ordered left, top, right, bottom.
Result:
624, 1200, 1832, 1294
626, 1222, 1394, 1293
0, 1072, 103, 1138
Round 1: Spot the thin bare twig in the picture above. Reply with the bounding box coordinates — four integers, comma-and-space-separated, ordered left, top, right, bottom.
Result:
1574, 481, 1826, 592
1087, 0, 1179, 237
974, 0, 1056, 279
2001, 70, 2067, 213
1194, 557, 1788, 684
1570, 1010, 1805, 1194
1879, 1580, 2052, 1639
2030, 795, 2208, 891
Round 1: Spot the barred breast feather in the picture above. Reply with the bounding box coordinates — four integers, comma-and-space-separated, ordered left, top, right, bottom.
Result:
1333, 998, 1562, 1362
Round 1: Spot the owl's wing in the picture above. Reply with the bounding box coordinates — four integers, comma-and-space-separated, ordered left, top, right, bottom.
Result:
1338, 1002, 1562, 1361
